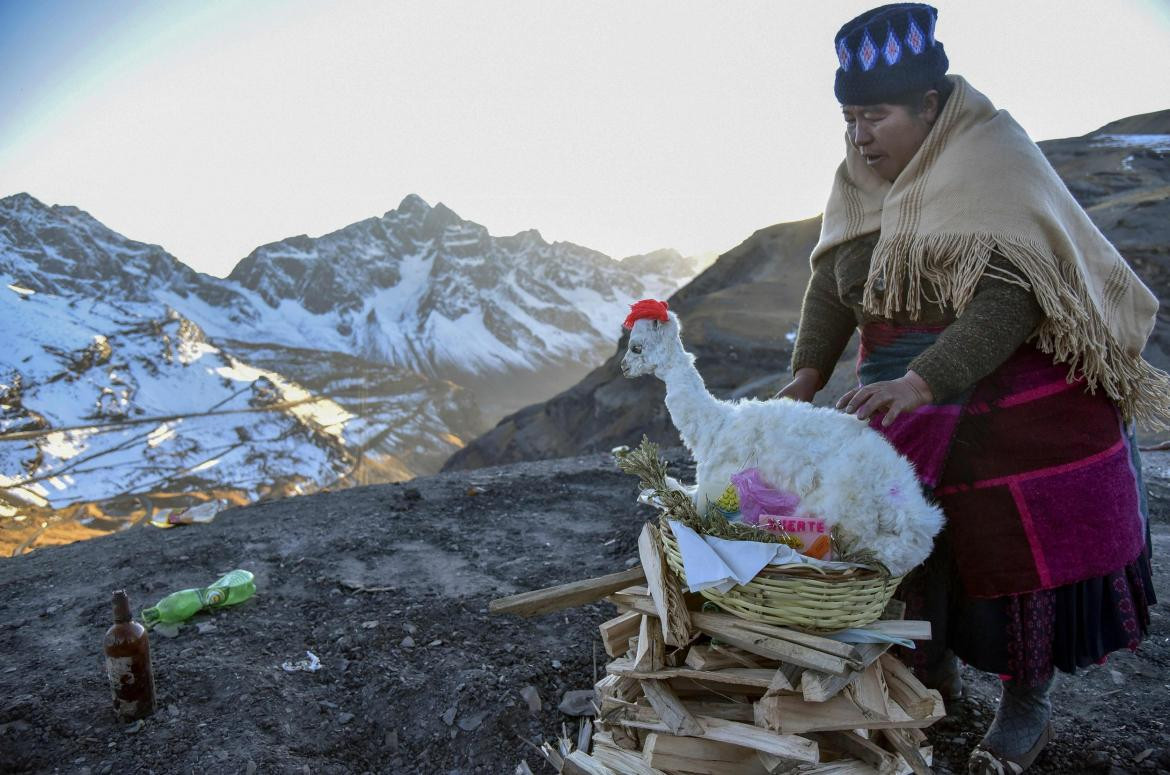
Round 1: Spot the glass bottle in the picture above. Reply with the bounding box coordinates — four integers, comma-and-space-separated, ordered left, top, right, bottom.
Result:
103, 590, 156, 721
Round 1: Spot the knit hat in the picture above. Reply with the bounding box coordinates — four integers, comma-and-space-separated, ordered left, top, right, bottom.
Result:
833, 3, 948, 105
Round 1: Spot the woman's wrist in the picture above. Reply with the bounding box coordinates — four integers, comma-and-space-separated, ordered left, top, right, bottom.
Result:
902, 369, 933, 403
793, 367, 822, 388
775, 367, 822, 402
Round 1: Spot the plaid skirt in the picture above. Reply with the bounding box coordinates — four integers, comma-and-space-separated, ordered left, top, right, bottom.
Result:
857, 322, 1157, 686
898, 527, 1155, 687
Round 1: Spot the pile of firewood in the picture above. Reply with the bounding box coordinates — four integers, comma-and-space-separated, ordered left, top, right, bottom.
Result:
492, 524, 945, 775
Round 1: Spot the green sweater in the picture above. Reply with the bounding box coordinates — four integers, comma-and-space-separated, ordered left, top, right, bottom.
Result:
790, 234, 1044, 402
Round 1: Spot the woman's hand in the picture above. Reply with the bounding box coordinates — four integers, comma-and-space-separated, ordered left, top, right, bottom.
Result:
836, 370, 934, 427
773, 368, 821, 403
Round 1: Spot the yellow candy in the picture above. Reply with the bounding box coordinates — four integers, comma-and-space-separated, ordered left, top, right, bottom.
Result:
714, 484, 739, 512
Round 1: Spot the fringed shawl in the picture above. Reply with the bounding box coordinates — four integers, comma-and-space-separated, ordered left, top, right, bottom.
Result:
812, 75, 1170, 427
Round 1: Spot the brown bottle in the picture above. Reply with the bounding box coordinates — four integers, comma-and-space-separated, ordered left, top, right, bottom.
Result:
103, 590, 156, 721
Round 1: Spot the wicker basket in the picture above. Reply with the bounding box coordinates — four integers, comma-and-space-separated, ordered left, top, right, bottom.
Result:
658, 518, 903, 632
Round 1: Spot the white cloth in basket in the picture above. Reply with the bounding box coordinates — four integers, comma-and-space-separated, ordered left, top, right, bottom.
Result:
667, 520, 867, 593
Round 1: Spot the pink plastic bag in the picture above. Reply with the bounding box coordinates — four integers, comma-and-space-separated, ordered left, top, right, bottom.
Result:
729, 468, 800, 525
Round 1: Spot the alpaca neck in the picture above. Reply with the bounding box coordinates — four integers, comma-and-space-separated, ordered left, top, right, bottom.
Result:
658, 349, 725, 461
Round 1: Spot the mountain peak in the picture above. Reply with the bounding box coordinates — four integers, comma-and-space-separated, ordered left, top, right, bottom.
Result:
394, 193, 432, 217
0, 191, 48, 214
0, 193, 112, 235
420, 201, 463, 237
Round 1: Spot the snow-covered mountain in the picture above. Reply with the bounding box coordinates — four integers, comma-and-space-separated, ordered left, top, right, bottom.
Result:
182, 194, 695, 388
0, 284, 355, 550
0, 191, 695, 552
0, 192, 243, 305
1, 192, 695, 411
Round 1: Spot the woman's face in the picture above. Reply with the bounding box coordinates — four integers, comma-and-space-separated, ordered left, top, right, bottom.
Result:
841, 92, 939, 183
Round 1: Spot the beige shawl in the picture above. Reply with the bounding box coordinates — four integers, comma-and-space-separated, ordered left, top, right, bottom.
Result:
812, 75, 1169, 427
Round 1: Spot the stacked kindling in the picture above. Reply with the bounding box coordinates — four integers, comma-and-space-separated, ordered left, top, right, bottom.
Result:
493, 524, 945, 775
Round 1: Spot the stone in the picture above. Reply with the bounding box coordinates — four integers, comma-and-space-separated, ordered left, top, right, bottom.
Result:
195, 622, 217, 635
441, 707, 457, 726
558, 690, 596, 717
154, 623, 181, 639
338, 712, 354, 725
400, 636, 415, 649
1084, 751, 1111, 770
520, 685, 542, 714
457, 710, 487, 731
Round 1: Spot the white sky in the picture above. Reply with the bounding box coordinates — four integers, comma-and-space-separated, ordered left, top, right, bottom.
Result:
2, 0, 1168, 278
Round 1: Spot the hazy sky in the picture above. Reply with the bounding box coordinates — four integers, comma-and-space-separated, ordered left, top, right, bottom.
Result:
2, 0, 1168, 278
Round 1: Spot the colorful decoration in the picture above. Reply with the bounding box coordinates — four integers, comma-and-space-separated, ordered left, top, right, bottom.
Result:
622, 299, 670, 330
882, 24, 902, 66
837, 37, 853, 71
833, 5, 940, 78
712, 483, 740, 515
730, 468, 801, 524
905, 15, 926, 54
857, 28, 879, 71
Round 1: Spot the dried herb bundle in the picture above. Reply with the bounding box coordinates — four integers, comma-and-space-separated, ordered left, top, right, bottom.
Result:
615, 436, 889, 573
615, 437, 797, 546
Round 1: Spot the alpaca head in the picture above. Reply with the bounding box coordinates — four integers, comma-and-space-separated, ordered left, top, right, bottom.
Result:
620, 302, 682, 379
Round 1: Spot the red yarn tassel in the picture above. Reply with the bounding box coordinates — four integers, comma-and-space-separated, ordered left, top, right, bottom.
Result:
622, 299, 670, 330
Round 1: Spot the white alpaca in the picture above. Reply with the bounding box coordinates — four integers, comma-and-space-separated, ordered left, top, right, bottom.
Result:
620, 310, 943, 577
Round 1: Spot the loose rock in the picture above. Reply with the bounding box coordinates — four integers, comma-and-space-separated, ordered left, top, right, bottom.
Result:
519, 686, 542, 714
557, 690, 595, 717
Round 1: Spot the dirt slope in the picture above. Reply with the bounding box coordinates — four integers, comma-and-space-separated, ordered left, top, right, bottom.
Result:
1, 451, 1168, 774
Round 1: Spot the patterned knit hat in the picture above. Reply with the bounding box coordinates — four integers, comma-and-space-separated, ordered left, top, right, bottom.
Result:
833, 3, 948, 105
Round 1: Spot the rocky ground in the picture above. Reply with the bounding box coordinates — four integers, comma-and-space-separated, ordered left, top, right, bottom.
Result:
1, 450, 1168, 775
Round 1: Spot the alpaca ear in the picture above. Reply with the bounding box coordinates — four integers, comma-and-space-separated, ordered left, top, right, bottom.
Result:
652, 320, 660, 330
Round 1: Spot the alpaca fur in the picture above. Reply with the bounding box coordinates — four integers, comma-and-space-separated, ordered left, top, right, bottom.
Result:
620, 312, 944, 576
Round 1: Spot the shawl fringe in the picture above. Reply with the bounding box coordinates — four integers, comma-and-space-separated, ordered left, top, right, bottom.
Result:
864, 232, 1170, 429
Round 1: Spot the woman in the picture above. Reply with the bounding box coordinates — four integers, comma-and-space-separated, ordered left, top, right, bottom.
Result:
778, 4, 1166, 773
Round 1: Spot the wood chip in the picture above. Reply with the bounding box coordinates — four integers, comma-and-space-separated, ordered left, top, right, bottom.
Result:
639, 679, 705, 737
490, 567, 645, 617
643, 732, 769, 775
878, 654, 941, 720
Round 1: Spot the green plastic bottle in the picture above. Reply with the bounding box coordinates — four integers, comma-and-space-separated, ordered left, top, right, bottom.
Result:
141, 569, 256, 627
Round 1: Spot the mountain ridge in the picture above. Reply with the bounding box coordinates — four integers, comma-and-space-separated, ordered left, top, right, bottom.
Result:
445, 109, 1170, 471
0, 190, 697, 552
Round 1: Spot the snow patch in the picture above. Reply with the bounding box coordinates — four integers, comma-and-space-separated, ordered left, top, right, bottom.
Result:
1093, 133, 1170, 152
